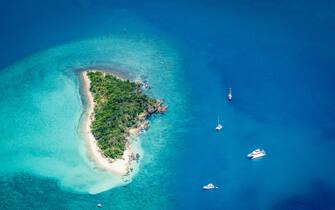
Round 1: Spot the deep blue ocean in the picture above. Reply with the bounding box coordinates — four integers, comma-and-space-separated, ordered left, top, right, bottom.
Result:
1, 0, 335, 209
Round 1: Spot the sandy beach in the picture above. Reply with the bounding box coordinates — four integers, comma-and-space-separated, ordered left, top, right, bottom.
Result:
80, 70, 139, 176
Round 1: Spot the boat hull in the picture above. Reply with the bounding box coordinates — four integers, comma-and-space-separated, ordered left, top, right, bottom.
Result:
247, 153, 266, 159
228, 94, 232, 101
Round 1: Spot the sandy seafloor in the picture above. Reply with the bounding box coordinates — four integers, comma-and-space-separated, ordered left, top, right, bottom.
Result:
1, 1, 335, 210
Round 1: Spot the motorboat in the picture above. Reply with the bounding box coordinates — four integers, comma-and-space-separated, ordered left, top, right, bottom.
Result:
215, 124, 223, 131
97, 203, 103, 208
203, 183, 218, 190
247, 148, 266, 159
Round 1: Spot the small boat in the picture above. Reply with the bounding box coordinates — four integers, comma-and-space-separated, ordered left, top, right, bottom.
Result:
215, 116, 223, 131
143, 81, 151, 89
97, 203, 103, 208
215, 124, 223, 131
247, 148, 266, 159
227, 88, 232, 101
203, 183, 218, 190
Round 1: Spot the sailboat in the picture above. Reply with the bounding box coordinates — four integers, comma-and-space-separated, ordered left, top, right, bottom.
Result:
227, 88, 232, 101
215, 116, 223, 131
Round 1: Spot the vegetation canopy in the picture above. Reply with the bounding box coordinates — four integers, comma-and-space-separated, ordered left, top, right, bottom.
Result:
87, 71, 157, 159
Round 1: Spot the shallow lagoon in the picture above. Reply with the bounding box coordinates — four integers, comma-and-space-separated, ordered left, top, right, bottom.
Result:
1, 1, 335, 209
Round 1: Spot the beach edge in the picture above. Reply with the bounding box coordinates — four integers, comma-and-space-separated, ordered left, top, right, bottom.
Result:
79, 70, 139, 177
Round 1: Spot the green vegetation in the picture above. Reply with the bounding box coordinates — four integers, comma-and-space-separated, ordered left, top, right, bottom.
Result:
87, 71, 157, 159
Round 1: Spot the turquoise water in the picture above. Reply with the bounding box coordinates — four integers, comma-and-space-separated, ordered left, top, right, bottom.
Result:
0, 34, 185, 201
1, 0, 335, 209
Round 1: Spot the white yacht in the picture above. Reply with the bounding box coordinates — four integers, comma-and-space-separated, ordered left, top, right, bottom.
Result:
247, 149, 266, 159
215, 116, 223, 131
227, 88, 232, 101
203, 183, 218, 190
97, 203, 103, 208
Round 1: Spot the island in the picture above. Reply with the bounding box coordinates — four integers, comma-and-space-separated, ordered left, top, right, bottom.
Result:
80, 70, 167, 176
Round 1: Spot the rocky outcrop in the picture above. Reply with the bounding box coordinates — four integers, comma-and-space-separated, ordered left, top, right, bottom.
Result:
148, 99, 168, 114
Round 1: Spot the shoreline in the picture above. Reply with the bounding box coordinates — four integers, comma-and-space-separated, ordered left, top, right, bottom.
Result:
79, 70, 141, 176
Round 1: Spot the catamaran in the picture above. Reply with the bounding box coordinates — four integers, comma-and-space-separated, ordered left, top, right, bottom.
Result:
247, 148, 266, 159
227, 88, 232, 101
203, 183, 218, 190
215, 116, 223, 131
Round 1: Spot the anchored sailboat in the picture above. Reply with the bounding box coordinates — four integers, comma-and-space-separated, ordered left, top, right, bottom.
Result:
227, 88, 232, 101
215, 116, 223, 131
